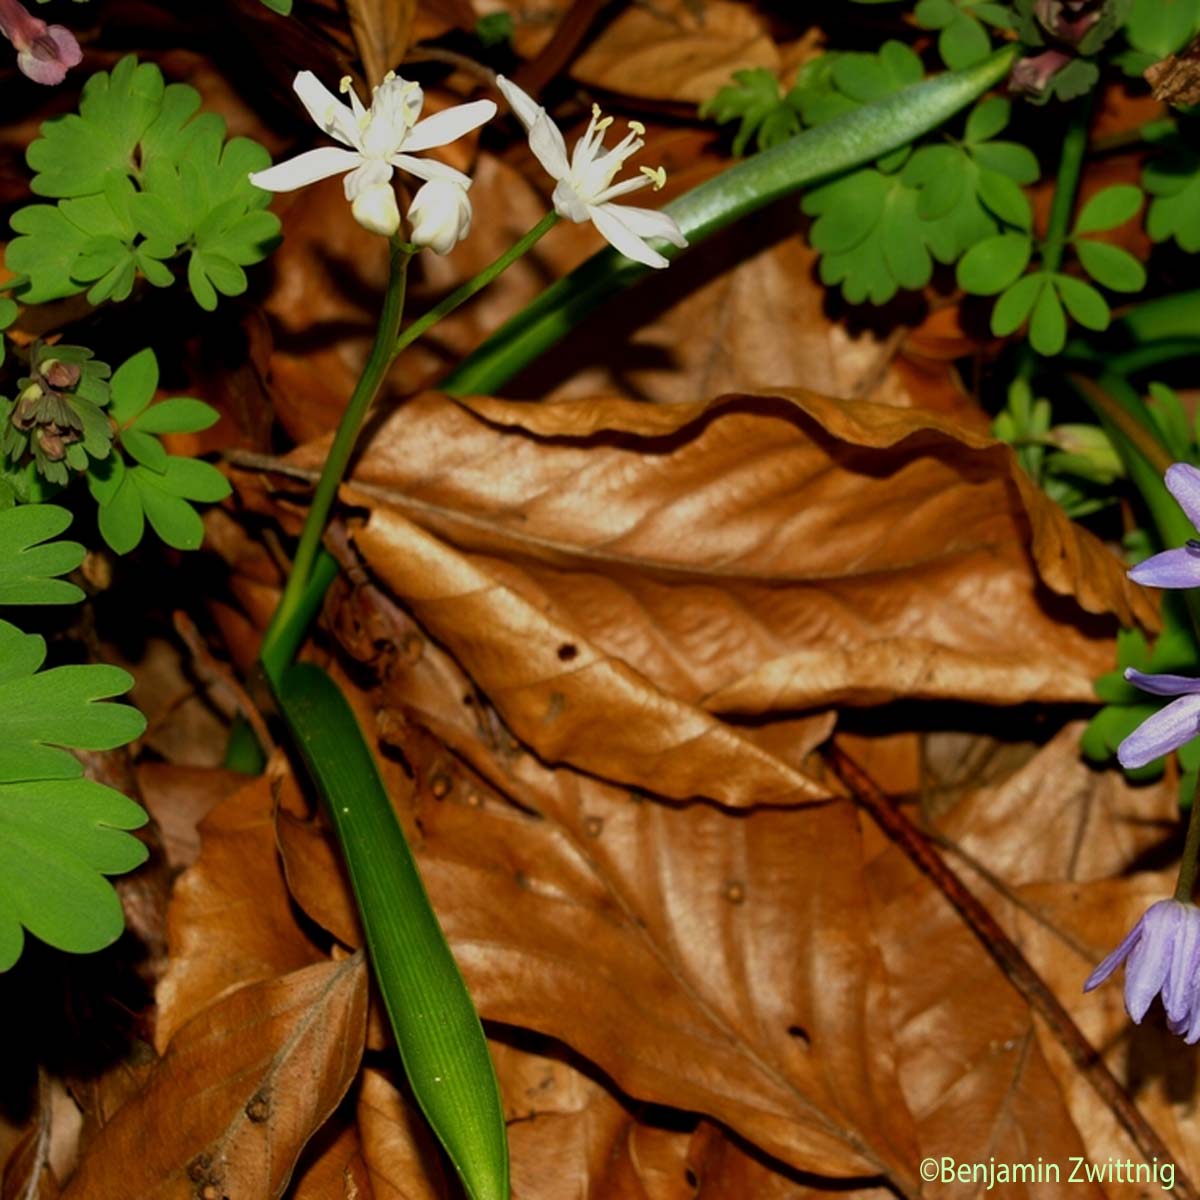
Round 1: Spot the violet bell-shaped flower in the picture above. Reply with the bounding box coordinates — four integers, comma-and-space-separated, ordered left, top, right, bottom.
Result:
249, 71, 495, 238
495, 75, 687, 269
1084, 899, 1200, 1042
0, 0, 80, 86
1128, 463, 1200, 589
1117, 668, 1200, 768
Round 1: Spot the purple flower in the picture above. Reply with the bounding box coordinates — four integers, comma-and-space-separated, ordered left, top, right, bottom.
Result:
1117, 668, 1200, 768
1084, 898, 1200, 1041
0, 0, 81, 86
1129, 463, 1200, 589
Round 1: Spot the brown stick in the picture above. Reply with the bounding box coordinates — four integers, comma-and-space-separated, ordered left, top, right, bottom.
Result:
827, 743, 1199, 1200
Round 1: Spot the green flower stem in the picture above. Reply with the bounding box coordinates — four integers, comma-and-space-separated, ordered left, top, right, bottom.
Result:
1175, 785, 1200, 902
1041, 97, 1092, 275
1116, 290, 1200, 343
259, 240, 412, 685
1104, 339, 1200, 377
394, 213, 559, 357
441, 44, 1018, 397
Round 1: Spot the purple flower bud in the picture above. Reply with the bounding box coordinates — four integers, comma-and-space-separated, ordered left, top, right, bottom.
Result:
1128, 463, 1200, 590
1085, 899, 1200, 1042
0, 0, 81, 86
1010, 49, 1074, 98
1036, 0, 1102, 44
1117, 668, 1200, 769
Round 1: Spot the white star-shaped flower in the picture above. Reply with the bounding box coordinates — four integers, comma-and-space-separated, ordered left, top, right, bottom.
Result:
250, 71, 496, 238
495, 76, 687, 269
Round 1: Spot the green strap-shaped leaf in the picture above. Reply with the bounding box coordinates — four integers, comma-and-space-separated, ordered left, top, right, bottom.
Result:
0, 505, 85, 605
275, 663, 508, 1200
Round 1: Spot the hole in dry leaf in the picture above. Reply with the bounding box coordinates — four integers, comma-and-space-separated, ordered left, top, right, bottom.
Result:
685, 1166, 699, 1190
557, 642, 578, 661
787, 1025, 811, 1046
244, 1090, 270, 1122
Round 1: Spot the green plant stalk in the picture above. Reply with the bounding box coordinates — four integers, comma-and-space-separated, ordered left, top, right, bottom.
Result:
440, 43, 1018, 397
1067, 337, 1200, 377
1041, 96, 1092, 275
1115, 290, 1200, 343
259, 241, 411, 685
275, 662, 508, 1200
1176, 785, 1200, 902
394, 212, 559, 357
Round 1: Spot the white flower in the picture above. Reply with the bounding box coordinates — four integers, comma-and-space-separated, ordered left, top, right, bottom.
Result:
408, 178, 472, 254
250, 71, 496, 238
495, 75, 687, 269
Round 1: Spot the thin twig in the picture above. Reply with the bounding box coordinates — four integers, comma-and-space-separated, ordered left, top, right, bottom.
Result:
827, 743, 1199, 1200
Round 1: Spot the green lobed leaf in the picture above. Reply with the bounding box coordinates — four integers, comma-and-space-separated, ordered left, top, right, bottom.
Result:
0, 778, 148, 971
0, 620, 146, 782
0, 506, 84, 605
1053, 274, 1110, 331
132, 396, 219, 436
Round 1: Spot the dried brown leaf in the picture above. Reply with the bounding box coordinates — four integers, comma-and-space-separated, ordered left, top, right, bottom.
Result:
348, 0, 418, 87
289, 1117, 374, 1200
284, 390, 1140, 733
358, 1068, 453, 1200
353, 501, 829, 806
64, 957, 368, 1200
570, 0, 780, 103
273, 698, 920, 1187
155, 767, 326, 1052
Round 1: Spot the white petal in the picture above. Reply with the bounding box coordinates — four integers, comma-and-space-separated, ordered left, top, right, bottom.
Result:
404, 99, 497, 152
293, 71, 361, 149
606, 202, 689, 247
408, 179, 472, 254
588, 203, 669, 268
351, 182, 401, 236
495, 75, 542, 131
249, 147, 362, 193
390, 153, 471, 187
528, 111, 570, 180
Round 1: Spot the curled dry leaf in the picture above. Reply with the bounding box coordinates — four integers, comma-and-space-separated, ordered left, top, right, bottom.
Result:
155, 765, 326, 1052
570, 0, 781, 103
273, 691, 920, 1189
288, 1117, 374, 1200
283, 389, 1141, 734
62, 956, 368, 1200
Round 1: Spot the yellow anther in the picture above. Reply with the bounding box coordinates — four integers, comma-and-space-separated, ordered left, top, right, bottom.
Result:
640, 165, 667, 190
591, 103, 602, 120
383, 70, 396, 83
339, 75, 354, 93
629, 119, 646, 136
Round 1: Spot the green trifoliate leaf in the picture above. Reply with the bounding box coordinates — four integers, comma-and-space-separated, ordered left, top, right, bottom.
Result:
1052, 274, 1110, 330
1076, 239, 1147, 291
1143, 131, 1200, 252
956, 232, 1032, 293
915, 0, 1009, 69
0, 506, 84, 605
1028, 277, 1067, 354
1072, 184, 1144, 234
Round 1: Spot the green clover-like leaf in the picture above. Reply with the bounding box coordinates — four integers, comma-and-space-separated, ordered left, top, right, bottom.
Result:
1072, 184, 1144, 235
1076, 239, 1147, 292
